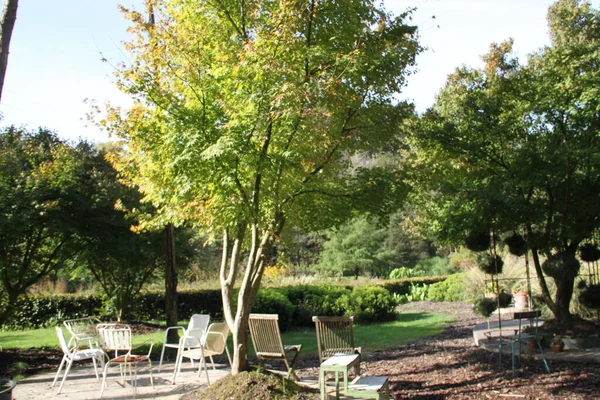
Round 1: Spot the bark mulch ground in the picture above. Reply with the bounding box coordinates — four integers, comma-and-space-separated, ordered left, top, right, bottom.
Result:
294, 302, 600, 400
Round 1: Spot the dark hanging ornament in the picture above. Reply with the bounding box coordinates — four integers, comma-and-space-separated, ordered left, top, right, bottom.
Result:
504, 233, 528, 257
542, 252, 580, 279
465, 231, 491, 252
579, 284, 600, 310
477, 253, 504, 275
579, 244, 600, 262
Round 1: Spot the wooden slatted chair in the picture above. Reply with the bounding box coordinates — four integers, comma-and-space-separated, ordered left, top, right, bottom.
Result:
312, 316, 361, 364
248, 314, 302, 380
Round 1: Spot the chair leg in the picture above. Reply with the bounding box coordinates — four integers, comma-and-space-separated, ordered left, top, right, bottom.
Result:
51, 356, 67, 388
57, 359, 74, 394
537, 341, 551, 373
158, 344, 166, 372
225, 346, 232, 367
100, 361, 112, 398
209, 355, 216, 371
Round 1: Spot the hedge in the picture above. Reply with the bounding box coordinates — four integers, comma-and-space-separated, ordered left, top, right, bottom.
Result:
1, 277, 443, 330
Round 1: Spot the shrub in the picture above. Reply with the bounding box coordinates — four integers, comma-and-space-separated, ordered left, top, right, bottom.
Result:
427, 273, 470, 302
497, 291, 513, 308
252, 289, 295, 331
414, 256, 457, 276
389, 267, 419, 279
336, 286, 396, 324
277, 285, 349, 326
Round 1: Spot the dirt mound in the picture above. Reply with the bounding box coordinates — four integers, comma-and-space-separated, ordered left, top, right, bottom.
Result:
184, 371, 318, 400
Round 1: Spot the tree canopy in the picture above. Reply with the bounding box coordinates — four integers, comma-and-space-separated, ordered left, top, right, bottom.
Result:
405, 0, 600, 324
100, 0, 421, 373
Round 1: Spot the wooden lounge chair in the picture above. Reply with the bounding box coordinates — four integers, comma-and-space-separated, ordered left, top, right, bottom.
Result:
312, 316, 361, 364
248, 313, 302, 380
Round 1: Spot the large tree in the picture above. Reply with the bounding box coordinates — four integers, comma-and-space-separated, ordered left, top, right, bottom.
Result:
0, 0, 18, 102
101, 0, 419, 373
406, 0, 600, 325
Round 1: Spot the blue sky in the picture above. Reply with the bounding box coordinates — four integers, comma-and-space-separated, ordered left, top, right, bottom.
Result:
1, 0, 596, 143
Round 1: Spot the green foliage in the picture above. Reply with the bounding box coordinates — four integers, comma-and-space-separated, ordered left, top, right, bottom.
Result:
473, 297, 498, 318
541, 252, 580, 280
276, 285, 349, 327
317, 217, 390, 278
336, 286, 397, 323
252, 290, 295, 332
427, 273, 470, 302
504, 233, 528, 257
413, 256, 457, 276
380, 276, 447, 295
476, 253, 504, 275
389, 267, 420, 279
405, 1, 600, 323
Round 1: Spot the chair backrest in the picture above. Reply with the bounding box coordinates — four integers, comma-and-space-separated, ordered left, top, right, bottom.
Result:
183, 314, 210, 347
63, 317, 100, 338
55, 327, 71, 355
312, 316, 355, 363
248, 314, 285, 357
96, 323, 132, 355
203, 322, 230, 354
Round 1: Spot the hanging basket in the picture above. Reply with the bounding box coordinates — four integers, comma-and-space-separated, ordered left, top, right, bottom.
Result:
465, 231, 491, 252
542, 252, 580, 279
579, 284, 600, 310
579, 244, 600, 262
473, 297, 498, 318
477, 253, 504, 275
504, 233, 527, 257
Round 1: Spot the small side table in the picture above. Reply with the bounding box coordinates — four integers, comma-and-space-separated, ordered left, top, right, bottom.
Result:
319, 354, 360, 400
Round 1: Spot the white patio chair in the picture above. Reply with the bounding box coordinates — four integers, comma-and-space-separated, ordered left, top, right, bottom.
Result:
52, 327, 105, 394
96, 323, 154, 398
63, 316, 101, 342
158, 313, 210, 371
173, 321, 231, 385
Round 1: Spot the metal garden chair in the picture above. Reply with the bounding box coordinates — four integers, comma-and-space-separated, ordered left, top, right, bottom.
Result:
52, 326, 105, 394
158, 313, 210, 372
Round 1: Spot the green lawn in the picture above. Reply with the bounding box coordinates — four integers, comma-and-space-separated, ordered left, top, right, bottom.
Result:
0, 312, 453, 357
281, 312, 453, 357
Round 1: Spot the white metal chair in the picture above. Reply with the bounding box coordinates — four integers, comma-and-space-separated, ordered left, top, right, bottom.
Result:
63, 316, 101, 342
96, 323, 154, 398
173, 321, 231, 385
158, 313, 210, 372
52, 327, 105, 394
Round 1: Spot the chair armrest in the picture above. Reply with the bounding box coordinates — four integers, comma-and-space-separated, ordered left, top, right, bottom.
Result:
163, 326, 185, 341
179, 334, 202, 348
68, 334, 99, 350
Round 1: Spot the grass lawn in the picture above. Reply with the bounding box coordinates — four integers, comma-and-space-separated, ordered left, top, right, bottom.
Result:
0, 311, 453, 358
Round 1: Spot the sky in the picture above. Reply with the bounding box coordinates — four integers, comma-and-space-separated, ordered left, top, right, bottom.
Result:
0, 0, 597, 143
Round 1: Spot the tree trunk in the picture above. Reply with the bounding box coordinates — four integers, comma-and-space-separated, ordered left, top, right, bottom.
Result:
0, 0, 18, 103
554, 275, 575, 323
164, 223, 178, 340
220, 223, 274, 375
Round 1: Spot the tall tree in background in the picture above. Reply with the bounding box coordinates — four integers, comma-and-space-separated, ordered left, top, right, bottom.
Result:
406, 0, 600, 325
100, 0, 419, 373
0, 0, 18, 102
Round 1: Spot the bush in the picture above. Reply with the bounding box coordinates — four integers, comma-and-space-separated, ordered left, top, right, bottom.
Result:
389, 267, 419, 279
336, 286, 396, 324
252, 289, 295, 331
276, 285, 349, 326
413, 256, 457, 277
427, 273, 470, 302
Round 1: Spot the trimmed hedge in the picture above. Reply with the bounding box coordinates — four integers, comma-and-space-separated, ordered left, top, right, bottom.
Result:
2, 277, 443, 330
